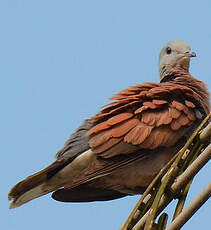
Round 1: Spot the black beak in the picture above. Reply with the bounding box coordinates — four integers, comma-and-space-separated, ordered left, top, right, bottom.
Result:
184, 51, 196, 57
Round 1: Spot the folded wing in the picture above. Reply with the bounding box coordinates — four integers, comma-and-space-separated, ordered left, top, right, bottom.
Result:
87, 82, 199, 159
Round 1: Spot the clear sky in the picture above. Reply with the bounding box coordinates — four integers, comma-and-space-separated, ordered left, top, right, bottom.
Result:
2, 1, 210, 230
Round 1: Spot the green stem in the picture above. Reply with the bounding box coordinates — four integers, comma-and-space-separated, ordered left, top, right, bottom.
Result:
172, 180, 192, 221
157, 213, 168, 230
172, 143, 204, 221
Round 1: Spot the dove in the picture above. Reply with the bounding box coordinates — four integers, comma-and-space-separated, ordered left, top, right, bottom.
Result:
8, 40, 210, 209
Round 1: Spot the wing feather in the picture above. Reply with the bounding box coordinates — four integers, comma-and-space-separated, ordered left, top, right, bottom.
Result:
124, 122, 153, 145
185, 100, 196, 108
177, 113, 191, 126
93, 137, 122, 154
110, 118, 139, 138
171, 119, 182, 131
169, 107, 181, 119
107, 113, 133, 125
86, 80, 206, 158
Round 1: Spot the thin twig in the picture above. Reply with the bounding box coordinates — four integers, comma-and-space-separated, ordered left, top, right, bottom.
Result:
143, 157, 179, 230
200, 122, 211, 143
157, 213, 168, 230
166, 183, 211, 230
172, 180, 192, 221
171, 144, 211, 192
172, 143, 204, 220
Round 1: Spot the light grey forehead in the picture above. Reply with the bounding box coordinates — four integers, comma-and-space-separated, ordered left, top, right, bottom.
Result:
159, 40, 191, 61
166, 40, 190, 51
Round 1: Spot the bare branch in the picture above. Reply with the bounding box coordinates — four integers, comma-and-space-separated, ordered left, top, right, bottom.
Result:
166, 183, 211, 230
171, 144, 211, 192
200, 122, 211, 143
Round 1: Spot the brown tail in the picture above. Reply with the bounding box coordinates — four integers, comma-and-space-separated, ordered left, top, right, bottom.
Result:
8, 149, 96, 209
8, 159, 70, 209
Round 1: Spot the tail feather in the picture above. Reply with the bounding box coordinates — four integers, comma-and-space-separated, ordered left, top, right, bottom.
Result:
8, 149, 96, 208
8, 159, 68, 202
9, 183, 48, 209
8, 160, 67, 209
9, 170, 47, 201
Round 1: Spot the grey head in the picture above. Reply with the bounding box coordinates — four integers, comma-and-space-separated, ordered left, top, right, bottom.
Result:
159, 40, 196, 82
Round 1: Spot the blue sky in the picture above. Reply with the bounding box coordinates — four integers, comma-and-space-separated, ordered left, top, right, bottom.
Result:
2, 1, 210, 229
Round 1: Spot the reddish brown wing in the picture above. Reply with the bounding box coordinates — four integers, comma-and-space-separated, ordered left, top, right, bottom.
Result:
86, 82, 198, 158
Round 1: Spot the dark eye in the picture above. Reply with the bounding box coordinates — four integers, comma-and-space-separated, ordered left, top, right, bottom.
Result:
166, 47, 172, 54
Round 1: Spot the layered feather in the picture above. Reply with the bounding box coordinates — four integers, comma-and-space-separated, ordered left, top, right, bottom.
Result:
87, 75, 209, 159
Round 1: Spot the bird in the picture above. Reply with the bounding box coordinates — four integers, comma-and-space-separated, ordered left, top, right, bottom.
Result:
8, 40, 210, 209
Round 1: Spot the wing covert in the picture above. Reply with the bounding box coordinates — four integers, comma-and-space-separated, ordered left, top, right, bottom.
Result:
87, 82, 200, 158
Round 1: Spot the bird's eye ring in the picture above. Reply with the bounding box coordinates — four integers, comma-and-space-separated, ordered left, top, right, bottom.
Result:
166, 47, 172, 55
